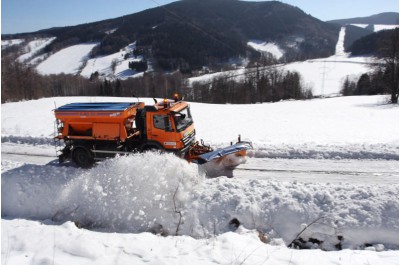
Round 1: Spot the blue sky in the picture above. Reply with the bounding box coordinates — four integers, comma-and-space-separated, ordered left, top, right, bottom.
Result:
1, 0, 399, 34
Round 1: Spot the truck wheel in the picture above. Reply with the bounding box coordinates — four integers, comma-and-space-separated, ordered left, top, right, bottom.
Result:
141, 143, 163, 153
72, 147, 94, 168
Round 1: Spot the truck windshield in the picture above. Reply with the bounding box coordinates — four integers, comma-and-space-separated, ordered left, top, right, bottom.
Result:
173, 107, 193, 132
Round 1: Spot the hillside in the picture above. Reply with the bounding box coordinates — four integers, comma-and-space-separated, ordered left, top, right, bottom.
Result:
327, 12, 399, 26
2, 0, 340, 71
348, 28, 399, 56
0, 25, 377, 102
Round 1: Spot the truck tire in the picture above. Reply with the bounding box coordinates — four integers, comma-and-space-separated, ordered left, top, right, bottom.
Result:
72, 147, 94, 168
140, 142, 164, 153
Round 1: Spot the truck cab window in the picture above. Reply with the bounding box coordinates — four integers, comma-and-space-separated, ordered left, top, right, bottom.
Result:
154, 115, 171, 131
174, 107, 193, 132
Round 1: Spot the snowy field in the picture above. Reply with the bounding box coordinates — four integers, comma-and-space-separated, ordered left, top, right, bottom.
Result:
1, 95, 399, 264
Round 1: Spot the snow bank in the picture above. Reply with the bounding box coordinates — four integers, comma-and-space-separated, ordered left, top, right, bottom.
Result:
2, 154, 398, 249
190, 177, 398, 249
2, 219, 398, 265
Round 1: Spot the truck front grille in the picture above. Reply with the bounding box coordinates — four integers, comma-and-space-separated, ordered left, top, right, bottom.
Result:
182, 130, 195, 147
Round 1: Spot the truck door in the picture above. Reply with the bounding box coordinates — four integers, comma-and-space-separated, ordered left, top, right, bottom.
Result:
148, 113, 178, 150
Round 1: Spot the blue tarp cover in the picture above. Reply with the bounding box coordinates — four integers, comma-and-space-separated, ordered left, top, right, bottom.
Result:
55, 102, 137, 112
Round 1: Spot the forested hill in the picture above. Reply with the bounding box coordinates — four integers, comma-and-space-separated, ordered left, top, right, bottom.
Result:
327, 12, 399, 26
3, 0, 340, 71
348, 28, 399, 56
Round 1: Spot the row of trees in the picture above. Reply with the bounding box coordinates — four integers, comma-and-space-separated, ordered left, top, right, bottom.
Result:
2, 53, 312, 104
128, 61, 148, 72
0, 53, 186, 103
1, 56, 100, 102
187, 68, 312, 104
341, 67, 398, 101
344, 28, 399, 103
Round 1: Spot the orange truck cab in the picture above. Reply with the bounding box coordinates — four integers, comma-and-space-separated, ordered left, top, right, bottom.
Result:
54, 98, 251, 169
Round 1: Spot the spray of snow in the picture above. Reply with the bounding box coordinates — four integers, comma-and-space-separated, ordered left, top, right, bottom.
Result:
2, 153, 203, 234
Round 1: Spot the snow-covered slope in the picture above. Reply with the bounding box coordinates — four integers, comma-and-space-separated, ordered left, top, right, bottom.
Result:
80, 42, 145, 80
25, 41, 146, 79
351, 24, 399, 31
190, 26, 373, 96
36, 43, 99, 75
17, 37, 56, 63
1, 39, 24, 49
247, 40, 284, 59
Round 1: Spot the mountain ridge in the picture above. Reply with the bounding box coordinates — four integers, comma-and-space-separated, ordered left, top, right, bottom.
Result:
327, 12, 399, 26
2, 0, 341, 71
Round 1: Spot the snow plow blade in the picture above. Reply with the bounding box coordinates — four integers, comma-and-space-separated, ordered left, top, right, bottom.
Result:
197, 142, 252, 165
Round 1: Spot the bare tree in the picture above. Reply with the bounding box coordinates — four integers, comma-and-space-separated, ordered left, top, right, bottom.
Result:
376, 29, 399, 103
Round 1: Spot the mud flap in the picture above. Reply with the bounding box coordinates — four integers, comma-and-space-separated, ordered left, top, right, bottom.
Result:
58, 149, 70, 163
197, 142, 252, 164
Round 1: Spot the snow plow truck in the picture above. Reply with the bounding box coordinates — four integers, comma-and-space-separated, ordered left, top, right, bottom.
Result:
54, 97, 252, 174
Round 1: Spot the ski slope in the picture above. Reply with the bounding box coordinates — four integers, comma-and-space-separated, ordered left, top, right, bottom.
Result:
351, 24, 399, 31
36, 43, 99, 75
80, 42, 145, 80
247, 40, 284, 59
17, 37, 56, 63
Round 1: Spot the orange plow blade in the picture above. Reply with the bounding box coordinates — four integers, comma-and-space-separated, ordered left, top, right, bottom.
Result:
194, 142, 252, 178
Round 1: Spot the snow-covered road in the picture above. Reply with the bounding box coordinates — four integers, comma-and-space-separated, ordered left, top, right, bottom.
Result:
237, 158, 398, 184
2, 146, 398, 185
